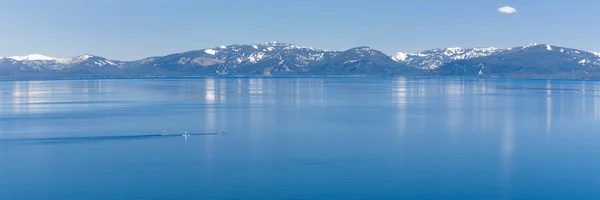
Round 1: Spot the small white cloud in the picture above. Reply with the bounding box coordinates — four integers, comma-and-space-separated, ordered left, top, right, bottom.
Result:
498, 6, 517, 14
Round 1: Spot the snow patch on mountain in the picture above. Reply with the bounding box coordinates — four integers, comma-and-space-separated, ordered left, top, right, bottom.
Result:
523, 43, 539, 48
204, 49, 217, 55
8, 54, 58, 61
284, 44, 317, 51
393, 52, 408, 61
4, 54, 99, 65
69, 54, 94, 63
93, 60, 115, 67
309, 53, 326, 61
248, 52, 265, 63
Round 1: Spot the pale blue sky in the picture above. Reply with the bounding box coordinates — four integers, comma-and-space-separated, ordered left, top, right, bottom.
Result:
1, 0, 599, 60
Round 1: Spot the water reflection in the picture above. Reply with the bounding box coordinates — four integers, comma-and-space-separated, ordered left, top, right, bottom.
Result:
219, 79, 227, 101
501, 97, 516, 161
3, 81, 104, 114
204, 80, 216, 133
2, 78, 600, 146
392, 77, 407, 106
249, 78, 263, 95
249, 78, 264, 105
546, 81, 552, 138
392, 78, 407, 139
3, 77, 600, 199
445, 80, 464, 138
205, 79, 216, 103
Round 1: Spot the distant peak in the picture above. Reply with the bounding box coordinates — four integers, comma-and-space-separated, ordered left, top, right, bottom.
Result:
261, 41, 294, 47
76, 54, 94, 59
523, 42, 540, 48
262, 41, 287, 46
521, 43, 557, 50
204, 49, 217, 55
392, 52, 408, 61
351, 46, 373, 51
8, 54, 58, 61
446, 47, 462, 51
245, 41, 325, 51
69, 54, 95, 63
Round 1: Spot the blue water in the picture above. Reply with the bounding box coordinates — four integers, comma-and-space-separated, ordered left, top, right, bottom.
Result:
1, 77, 600, 199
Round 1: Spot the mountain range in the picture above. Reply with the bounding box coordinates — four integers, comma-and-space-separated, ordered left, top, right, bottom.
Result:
1, 42, 600, 79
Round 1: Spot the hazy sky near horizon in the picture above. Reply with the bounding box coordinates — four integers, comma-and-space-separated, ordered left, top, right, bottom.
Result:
1, 0, 599, 60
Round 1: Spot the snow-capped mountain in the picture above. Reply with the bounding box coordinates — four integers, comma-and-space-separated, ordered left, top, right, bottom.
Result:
0, 53, 128, 78
0, 54, 125, 70
435, 44, 600, 77
128, 42, 345, 76
393, 47, 507, 69
393, 43, 600, 70
304, 47, 419, 75
2, 42, 600, 79
131, 42, 419, 76
8, 54, 59, 61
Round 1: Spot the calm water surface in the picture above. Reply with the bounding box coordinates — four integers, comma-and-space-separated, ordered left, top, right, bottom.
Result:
1, 77, 600, 199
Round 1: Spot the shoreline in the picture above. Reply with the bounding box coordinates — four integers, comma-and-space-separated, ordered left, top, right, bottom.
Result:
1, 75, 600, 82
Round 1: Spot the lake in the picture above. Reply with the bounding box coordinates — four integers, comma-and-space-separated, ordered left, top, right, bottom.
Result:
1, 77, 600, 199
